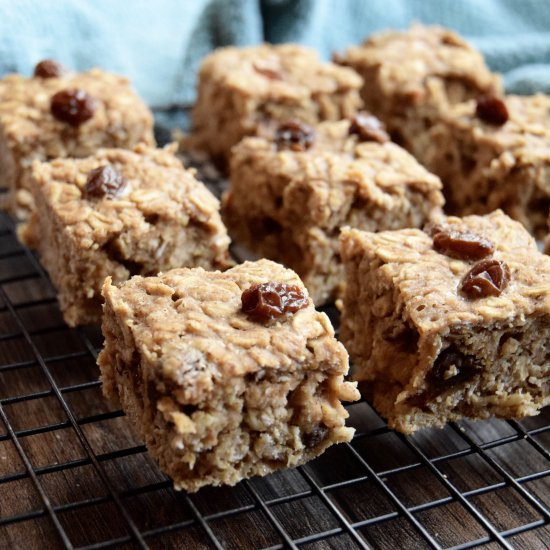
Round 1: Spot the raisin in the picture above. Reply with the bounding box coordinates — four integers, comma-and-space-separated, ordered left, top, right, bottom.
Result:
241, 282, 308, 322
84, 165, 127, 199
461, 258, 510, 298
433, 229, 494, 260
34, 59, 67, 78
408, 346, 481, 408
275, 120, 315, 152
303, 425, 329, 448
476, 96, 509, 126
348, 112, 390, 143
50, 89, 96, 126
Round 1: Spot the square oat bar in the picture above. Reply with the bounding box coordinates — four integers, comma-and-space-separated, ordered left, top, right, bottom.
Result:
188, 44, 362, 162
0, 60, 154, 218
223, 117, 444, 305
19, 144, 232, 326
337, 24, 501, 155
98, 259, 359, 492
340, 210, 550, 433
419, 94, 550, 239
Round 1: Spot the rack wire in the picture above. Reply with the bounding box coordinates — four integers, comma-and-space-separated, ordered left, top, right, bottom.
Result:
0, 112, 549, 549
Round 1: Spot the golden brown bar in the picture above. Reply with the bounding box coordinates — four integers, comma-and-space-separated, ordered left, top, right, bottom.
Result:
188, 44, 362, 162
224, 117, 444, 305
340, 211, 550, 433
98, 259, 359, 491
20, 144, 232, 326
337, 24, 501, 155
418, 94, 550, 238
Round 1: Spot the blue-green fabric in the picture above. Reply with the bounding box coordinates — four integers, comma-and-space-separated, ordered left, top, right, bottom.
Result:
0, 0, 549, 106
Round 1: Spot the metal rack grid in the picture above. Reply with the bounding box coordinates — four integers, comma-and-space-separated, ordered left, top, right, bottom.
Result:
0, 114, 549, 549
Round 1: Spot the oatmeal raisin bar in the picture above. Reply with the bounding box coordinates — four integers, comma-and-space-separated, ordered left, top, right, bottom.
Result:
19, 144, 231, 326
223, 117, 444, 305
0, 60, 154, 218
98, 259, 359, 492
340, 210, 550, 433
336, 24, 501, 154
188, 44, 362, 162
418, 94, 550, 239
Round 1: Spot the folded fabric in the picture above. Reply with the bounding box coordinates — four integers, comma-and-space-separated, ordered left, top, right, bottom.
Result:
0, 0, 263, 107
264, 0, 550, 95
0, 0, 549, 107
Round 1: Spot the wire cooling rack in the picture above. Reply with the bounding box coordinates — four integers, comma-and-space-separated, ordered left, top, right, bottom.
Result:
0, 111, 549, 550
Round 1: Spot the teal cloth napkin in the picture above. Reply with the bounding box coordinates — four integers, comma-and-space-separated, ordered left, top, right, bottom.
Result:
1, 0, 549, 107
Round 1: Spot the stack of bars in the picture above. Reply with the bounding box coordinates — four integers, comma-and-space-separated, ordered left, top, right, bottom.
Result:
0, 22, 548, 501
190, 25, 550, 445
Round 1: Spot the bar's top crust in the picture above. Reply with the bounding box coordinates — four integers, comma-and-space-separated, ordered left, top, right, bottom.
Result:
231, 120, 444, 222
339, 24, 500, 100
101, 259, 356, 404
28, 144, 230, 255
198, 43, 362, 99
340, 210, 550, 333
442, 94, 550, 162
0, 68, 154, 157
